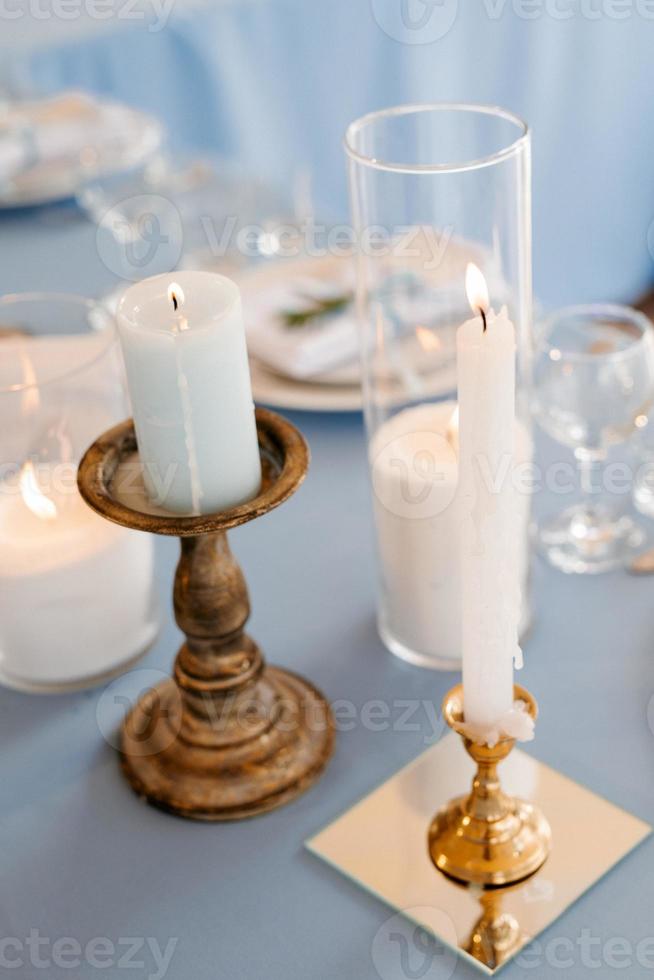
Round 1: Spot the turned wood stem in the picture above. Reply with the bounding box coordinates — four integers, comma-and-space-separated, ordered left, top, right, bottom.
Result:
172, 533, 266, 733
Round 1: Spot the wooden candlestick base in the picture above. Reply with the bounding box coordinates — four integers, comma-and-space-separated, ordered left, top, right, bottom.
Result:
78, 408, 334, 820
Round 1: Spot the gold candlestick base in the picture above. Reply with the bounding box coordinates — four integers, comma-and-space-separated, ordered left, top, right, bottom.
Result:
428, 684, 551, 887
466, 889, 522, 970
78, 408, 334, 821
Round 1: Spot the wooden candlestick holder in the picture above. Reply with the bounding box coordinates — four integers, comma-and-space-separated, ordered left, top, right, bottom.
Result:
78, 407, 334, 820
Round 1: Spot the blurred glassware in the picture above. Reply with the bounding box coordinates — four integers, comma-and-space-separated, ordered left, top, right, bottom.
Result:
533, 304, 654, 574
0, 293, 158, 692
78, 151, 299, 275
634, 455, 654, 518
632, 353, 654, 519
0, 91, 163, 208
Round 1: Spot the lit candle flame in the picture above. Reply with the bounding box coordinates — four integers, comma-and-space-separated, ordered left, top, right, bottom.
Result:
415, 326, 441, 353
465, 263, 489, 319
167, 282, 185, 312
20, 461, 57, 520
167, 282, 189, 331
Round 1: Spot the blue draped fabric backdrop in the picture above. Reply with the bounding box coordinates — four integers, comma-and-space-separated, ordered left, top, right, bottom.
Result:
3, 0, 654, 308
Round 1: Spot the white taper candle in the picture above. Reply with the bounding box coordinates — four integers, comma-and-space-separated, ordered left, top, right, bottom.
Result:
458, 264, 520, 730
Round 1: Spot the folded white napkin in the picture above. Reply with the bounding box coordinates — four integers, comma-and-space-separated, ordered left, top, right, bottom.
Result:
0, 92, 154, 188
243, 263, 359, 380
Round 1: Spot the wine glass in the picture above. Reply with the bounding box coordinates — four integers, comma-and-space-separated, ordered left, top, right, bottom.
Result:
532, 304, 654, 573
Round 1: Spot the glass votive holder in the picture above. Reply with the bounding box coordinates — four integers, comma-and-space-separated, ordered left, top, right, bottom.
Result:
345, 104, 533, 670
0, 293, 159, 692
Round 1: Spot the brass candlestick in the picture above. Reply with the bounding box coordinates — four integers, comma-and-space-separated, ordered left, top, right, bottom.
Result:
428, 684, 551, 886
78, 407, 334, 821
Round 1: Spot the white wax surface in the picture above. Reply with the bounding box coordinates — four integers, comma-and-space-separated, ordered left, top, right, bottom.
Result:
458, 307, 519, 728
0, 480, 156, 684
117, 272, 261, 515
370, 401, 530, 668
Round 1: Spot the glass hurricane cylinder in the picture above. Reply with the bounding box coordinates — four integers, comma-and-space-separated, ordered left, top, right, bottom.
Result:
0, 294, 158, 692
345, 104, 533, 670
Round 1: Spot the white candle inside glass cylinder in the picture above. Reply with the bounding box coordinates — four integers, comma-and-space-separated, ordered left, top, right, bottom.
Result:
458, 265, 520, 730
370, 403, 531, 668
0, 463, 156, 686
117, 272, 261, 515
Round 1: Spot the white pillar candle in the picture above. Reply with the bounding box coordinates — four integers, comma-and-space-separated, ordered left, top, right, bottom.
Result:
0, 463, 156, 686
117, 272, 261, 515
370, 403, 530, 667
371, 402, 459, 664
458, 264, 520, 730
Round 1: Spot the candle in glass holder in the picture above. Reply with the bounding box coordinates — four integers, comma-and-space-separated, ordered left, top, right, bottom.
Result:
0, 462, 155, 687
117, 272, 261, 516
370, 402, 530, 668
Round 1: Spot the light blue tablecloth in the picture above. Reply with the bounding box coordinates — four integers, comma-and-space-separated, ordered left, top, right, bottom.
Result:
3, 1, 654, 309
0, 203, 653, 979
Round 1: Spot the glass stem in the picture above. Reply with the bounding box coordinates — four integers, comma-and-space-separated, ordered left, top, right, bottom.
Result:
577, 454, 604, 515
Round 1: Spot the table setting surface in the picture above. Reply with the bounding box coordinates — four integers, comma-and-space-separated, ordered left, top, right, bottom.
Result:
1, 209, 654, 980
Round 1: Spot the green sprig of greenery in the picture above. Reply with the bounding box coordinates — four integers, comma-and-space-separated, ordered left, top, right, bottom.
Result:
280, 292, 352, 328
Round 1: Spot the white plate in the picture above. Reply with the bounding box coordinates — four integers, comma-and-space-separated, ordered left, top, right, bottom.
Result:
0, 103, 163, 209
250, 357, 363, 413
